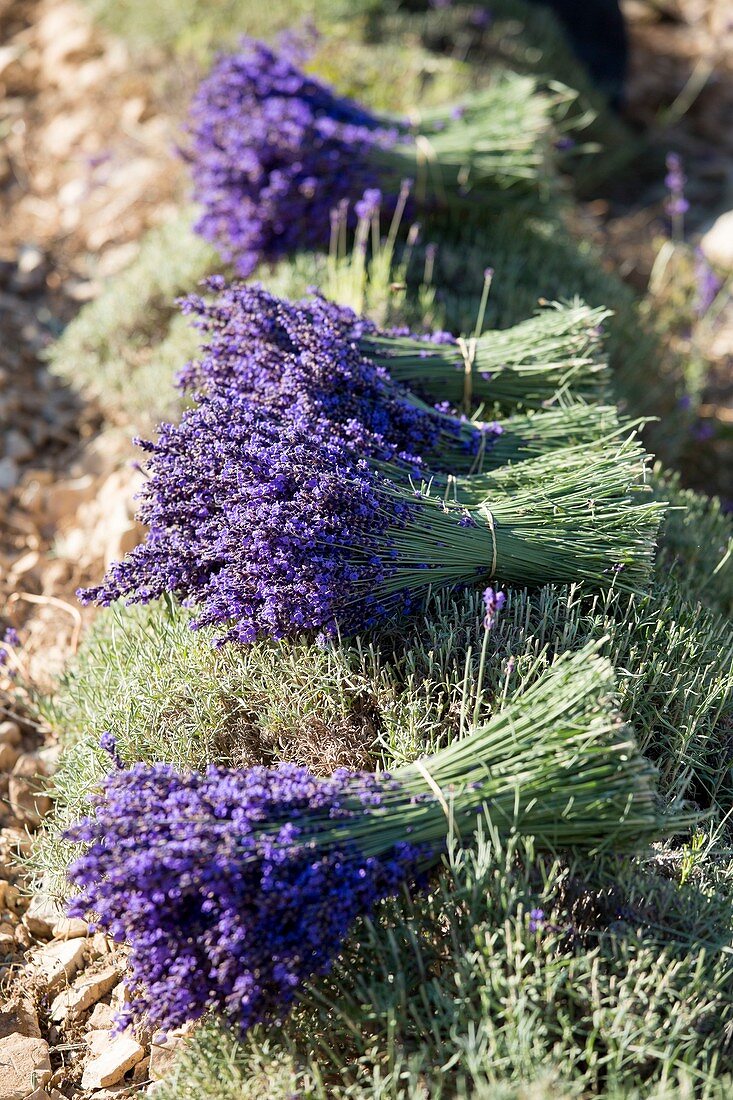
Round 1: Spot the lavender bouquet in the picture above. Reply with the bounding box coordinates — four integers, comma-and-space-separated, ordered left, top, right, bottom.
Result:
363, 298, 611, 411
178, 284, 611, 468
80, 397, 662, 644
187, 39, 568, 275
66, 647, 665, 1037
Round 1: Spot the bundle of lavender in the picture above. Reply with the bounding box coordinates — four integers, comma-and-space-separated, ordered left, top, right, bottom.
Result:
363, 296, 611, 411
65, 647, 666, 1038
178, 281, 612, 471
80, 396, 662, 645
187, 39, 571, 275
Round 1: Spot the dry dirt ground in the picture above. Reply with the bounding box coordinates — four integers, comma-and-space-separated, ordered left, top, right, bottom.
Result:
0, 0, 731, 1097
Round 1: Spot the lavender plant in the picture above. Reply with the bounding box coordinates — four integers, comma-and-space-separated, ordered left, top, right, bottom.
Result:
187, 39, 564, 275
66, 648, 666, 1037
79, 396, 661, 644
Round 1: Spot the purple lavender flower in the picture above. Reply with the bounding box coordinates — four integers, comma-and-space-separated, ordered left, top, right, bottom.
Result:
176, 281, 483, 469
100, 732, 124, 769
528, 907, 545, 933
354, 188, 383, 222
79, 399, 421, 643
482, 586, 506, 630
65, 762, 421, 1035
187, 40, 402, 275
0, 627, 19, 668
664, 152, 689, 224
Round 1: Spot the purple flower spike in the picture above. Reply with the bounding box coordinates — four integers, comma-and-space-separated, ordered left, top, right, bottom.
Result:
176, 281, 481, 468
529, 907, 545, 933
664, 152, 689, 224
482, 586, 506, 630
65, 762, 421, 1036
187, 39, 402, 275
79, 399, 419, 644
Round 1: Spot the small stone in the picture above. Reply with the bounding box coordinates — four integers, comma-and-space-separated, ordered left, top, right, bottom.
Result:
11, 245, 46, 293
109, 981, 130, 1008
132, 1055, 150, 1082
0, 1033, 51, 1100
701, 209, 733, 271
149, 1024, 192, 1081
31, 938, 86, 993
81, 1031, 144, 1090
0, 457, 19, 492
0, 744, 20, 771
50, 963, 120, 1023
24, 896, 61, 938
91, 931, 112, 958
8, 755, 51, 825
87, 1002, 115, 1030
4, 430, 33, 463
0, 723, 22, 747
14, 923, 31, 949
0, 994, 41, 1038
52, 916, 88, 939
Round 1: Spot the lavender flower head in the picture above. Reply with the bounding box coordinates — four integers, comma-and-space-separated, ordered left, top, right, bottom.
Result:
66, 762, 421, 1035
177, 280, 475, 466
79, 398, 420, 644
482, 586, 506, 630
187, 39, 403, 275
664, 152, 689, 222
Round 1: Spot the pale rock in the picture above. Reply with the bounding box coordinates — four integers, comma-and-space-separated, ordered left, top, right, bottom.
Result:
52, 916, 88, 939
36, 745, 61, 776
11, 246, 46, 293
87, 1029, 111, 1056
4, 430, 33, 462
0, 456, 19, 492
87, 1002, 115, 1030
9, 753, 51, 824
24, 1088, 50, 1100
31, 938, 86, 993
24, 895, 61, 938
0, 722, 22, 747
0, 1033, 51, 1100
0, 743, 20, 771
0, 994, 41, 1038
50, 963, 120, 1023
149, 1026, 191, 1081
90, 931, 112, 958
14, 922, 31, 950
109, 981, 131, 1009
81, 1031, 144, 1089
0, 45, 20, 78
701, 209, 733, 271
